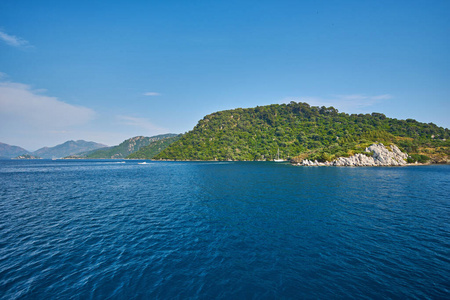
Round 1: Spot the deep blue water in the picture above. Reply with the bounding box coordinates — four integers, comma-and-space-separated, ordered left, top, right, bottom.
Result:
0, 160, 449, 299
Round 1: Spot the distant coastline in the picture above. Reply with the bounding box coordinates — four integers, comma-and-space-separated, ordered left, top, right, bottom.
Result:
2, 103, 449, 164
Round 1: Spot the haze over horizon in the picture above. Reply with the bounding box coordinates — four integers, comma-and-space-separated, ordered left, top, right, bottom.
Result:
1, 0, 449, 151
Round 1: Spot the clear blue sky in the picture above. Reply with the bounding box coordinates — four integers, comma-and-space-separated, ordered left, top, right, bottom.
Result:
0, 0, 448, 150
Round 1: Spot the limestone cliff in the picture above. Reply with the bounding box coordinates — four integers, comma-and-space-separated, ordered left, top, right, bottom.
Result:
297, 143, 408, 167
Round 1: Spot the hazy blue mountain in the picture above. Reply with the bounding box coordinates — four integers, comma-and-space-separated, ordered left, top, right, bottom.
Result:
0, 142, 30, 159
32, 140, 107, 159
83, 134, 179, 159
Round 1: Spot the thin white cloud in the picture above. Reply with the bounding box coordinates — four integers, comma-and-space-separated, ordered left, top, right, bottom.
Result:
282, 94, 393, 113
0, 79, 171, 150
371, 94, 392, 100
143, 92, 161, 96
117, 115, 167, 133
0, 81, 95, 129
0, 30, 31, 48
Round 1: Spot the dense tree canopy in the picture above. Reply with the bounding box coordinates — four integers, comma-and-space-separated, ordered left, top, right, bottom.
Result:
154, 102, 449, 162
127, 135, 181, 159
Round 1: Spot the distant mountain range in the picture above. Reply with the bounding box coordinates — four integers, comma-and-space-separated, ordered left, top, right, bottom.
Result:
0, 142, 30, 159
0, 134, 180, 160
32, 140, 107, 159
75, 134, 179, 159
0, 140, 107, 159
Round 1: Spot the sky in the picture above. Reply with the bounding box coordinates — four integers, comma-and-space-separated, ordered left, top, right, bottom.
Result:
0, 0, 449, 151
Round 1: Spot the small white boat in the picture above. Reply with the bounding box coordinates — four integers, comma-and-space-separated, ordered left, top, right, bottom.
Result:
274, 148, 285, 162
138, 162, 148, 165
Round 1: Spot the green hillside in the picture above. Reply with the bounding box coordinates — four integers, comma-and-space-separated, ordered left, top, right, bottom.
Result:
126, 135, 181, 159
154, 102, 450, 162
83, 134, 178, 159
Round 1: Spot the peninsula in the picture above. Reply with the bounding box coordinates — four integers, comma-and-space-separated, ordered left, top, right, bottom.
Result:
154, 102, 449, 164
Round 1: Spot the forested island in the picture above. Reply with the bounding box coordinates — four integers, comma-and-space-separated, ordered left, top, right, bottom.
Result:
154, 102, 449, 164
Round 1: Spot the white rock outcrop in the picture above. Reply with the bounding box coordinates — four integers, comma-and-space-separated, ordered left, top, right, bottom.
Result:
296, 143, 408, 167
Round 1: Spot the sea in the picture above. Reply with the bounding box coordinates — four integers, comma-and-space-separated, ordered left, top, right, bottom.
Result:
0, 160, 449, 299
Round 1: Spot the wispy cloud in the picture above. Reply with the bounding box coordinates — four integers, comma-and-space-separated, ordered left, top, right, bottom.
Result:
117, 115, 167, 133
0, 79, 97, 150
370, 94, 392, 100
282, 94, 393, 113
143, 92, 161, 96
0, 30, 31, 48
0, 81, 95, 128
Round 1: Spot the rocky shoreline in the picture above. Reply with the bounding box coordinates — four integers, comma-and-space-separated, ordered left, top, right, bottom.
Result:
12, 154, 42, 160
294, 143, 409, 167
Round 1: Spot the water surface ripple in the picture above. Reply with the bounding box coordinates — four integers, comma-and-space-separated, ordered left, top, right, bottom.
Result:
0, 160, 449, 299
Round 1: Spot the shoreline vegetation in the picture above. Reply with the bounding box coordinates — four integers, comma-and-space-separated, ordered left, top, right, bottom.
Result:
9, 157, 443, 167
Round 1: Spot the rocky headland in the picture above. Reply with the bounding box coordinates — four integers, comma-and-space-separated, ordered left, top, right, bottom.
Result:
296, 143, 409, 167
12, 154, 42, 160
